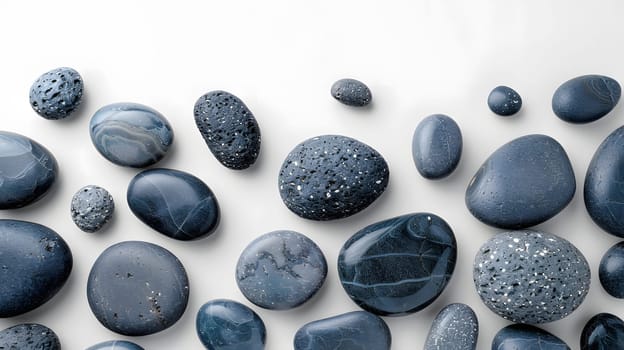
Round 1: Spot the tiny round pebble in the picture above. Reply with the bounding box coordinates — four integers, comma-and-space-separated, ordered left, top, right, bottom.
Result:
71, 185, 115, 233
487, 85, 522, 116
599, 241, 624, 298
86, 340, 145, 350
331, 78, 372, 107
29, 67, 83, 120
0, 323, 61, 350
196, 299, 266, 350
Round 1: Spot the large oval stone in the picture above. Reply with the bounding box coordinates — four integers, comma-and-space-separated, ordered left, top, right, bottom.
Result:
492, 324, 570, 350
0, 131, 58, 209
424, 303, 478, 350
0, 323, 61, 350
465, 134, 575, 229
196, 299, 266, 350
127, 168, 220, 241
581, 313, 624, 349
552, 74, 621, 124
278, 135, 389, 221
338, 213, 456, 316
412, 114, 462, 179
599, 241, 624, 298
0, 220, 72, 317
86, 340, 144, 350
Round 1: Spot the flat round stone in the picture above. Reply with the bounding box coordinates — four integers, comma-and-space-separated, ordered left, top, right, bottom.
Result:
87, 241, 190, 336
488, 86, 522, 116
330, 78, 372, 107
412, 114, 462, 179
600, 242, 624, 298
424, 303, 478, 350
29, 67, 83, 120
196, 299, 266, 350
493, 324, 569, 350
71, 185, 114, 233
552, 74, 621, 124
127, 168, 220, 241
236, 230, 327, 310
338, 213, 457, 316
86, 340, 145, 350
0, 323, 61, 350
581, 313, 624, 349
89, 102, 174, 168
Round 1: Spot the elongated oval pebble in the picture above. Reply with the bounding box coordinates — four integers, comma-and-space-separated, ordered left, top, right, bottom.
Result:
0, 323, 61, 350
330, 78, 372, 107
86, 340, 145, 350
424, 303, 478, 350
412, 114, 462, 179
196, 299, 266, 350
552, 74, 621, 123
493, 324, 569, 350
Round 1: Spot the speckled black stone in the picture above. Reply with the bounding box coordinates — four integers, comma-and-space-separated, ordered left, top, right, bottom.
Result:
0, 323, 61, 350
196, 299, 266, 350
278, 135, 389, 221
600, 242, 624, 298
87, 241, 190, 336
552, 74, 621, 124
492, 324, 570, 350
466, 134, 575, 229
71, 185, 114, 233
581, 313, 624, 350
473, 230, 590, 324
29, 67, 83, 120
424, 303, 478, 350
86, 340, 145, 350
330, 79, 372, 107
488, 85, 522, 116
194, 90, 261, 170
412, 114, 462, 179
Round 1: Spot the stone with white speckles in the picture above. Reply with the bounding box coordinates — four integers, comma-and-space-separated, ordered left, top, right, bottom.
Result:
71, 185, 114, 233
424, 303, 478, 350
331, 78, 372, 107
0, 323, 61, 350
488, 86, 522, 116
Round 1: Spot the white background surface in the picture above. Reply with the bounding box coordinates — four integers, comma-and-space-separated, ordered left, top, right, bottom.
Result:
1, 1, 624, 349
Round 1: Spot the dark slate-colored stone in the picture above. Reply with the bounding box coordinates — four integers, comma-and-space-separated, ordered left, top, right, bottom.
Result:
236, 230, 327, 310
465, 134, 575, 229
194, 90, 261, 170
330, 78, 372, 107
487, 85, 522, 116
474, 230, 590, 324
29, 67, 83, 120
0, 220, 72, 317
552, 74, 621, 124
0, 323, 61, 350
492, 324, 570, 350
0, 131, 58, 209
412, 114, 462, 179
87, 241, 190, 336
86, 340, 145, 350
89, 102, 174, 168
581, 313, 624, 350
70, 185, 114, 233
424, 303, 478, 350
294, 311, 391, 350
600, 241, 624, 298
278, 135, 389, 221
338, 213, 456, 316
196, 299, 266, 350
127, 168, 220, 241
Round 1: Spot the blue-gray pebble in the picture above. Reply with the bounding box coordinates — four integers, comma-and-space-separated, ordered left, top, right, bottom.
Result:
466, 134, 575, 229
87, 241, 190, 336
552, 74, 621, 123
338, 213, 456, 316
86, 340, 145, 350
487, 85, 522, 116
0, 323, 61, 350
412, 114, 462, 179
492, 324, 570, 350
29, 67, 83, 120
599, 242, 624, 298
236, 230, 327, 310
294, 311, 391, 350
278, 135, 389, 221
89, 102, 174, 167
424, 303, 478, 350
71, 185, 114, 233
196, 299, 266, 350
0, 220, 72, 317
331, 78, 372, 107
194, 90, 261, 170
0, 131, 58, 209
474, 230, 590, 324
581, 313, 624, 350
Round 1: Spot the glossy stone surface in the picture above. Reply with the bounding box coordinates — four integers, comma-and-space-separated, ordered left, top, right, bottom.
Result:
294, 311, 391, 350
0, 131, 58, 209
581, 313, 624, 350
492, 324, 570, 350
87, 241, 190, 336
474, 230, 590, 324
412, 114, 462, 179
29, 67, 83, 120
600, 242, 624, 298
0, 220, 72, 317
338, 213, 457, 316
86, 340, 145, 350
330, 78, 372, 107
236, 230, 327, 310
466, 134, 575, 229
194, 90, 261, 170
278, 135, 389, 221
71, 185, 114, 233
424, 303, 478, 350
89, 102, 174, 167
488, 85, 522, 116
0, 323, 61, 350
552, 74, 621, 124
196, 299, 266, 350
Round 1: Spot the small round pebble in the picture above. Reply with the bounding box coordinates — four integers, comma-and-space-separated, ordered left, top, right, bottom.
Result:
196, 299, 266, 350
487, 85, 522, 116
29, 67, 83, 120
71, 185, 115, 233
0, 323, 61, 350
599, 241, 624, 298
331, 78, 372, 107
86, 340, 145, 350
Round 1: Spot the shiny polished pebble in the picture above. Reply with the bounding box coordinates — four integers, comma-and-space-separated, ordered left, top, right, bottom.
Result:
600, 242, 624, 298
86, 340, 145, 350
330, 78, 372, 107
412, 114, 463, 179
236, 230, 327, 310
196, 299, 266, 350
424, 303, 478, 350
581, 313, 624, 349
29, 67, 83, 120
89, 102, 174, 167
473, 230, 590, 324
492, 324, 570, 350
552, 74, 621, 124
487, 85, 522, 116
70, 185, 114, 233
0, 323, 61, 350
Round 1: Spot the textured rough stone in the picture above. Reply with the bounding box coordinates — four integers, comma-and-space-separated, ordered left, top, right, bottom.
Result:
581, 313, 624, 350
196, 299, 266, 350
487, 85, 522, 116
330, 78, 372, 107
0, 323, 61, 350
86, 340, 145, 350
552, 74, 621, 124
492, 324, 570, 350
424, 303, 478, 350
412, 114, 462, 179
70, 185, 114, 233
600, 241, 624, 298
29, 67, 83, 120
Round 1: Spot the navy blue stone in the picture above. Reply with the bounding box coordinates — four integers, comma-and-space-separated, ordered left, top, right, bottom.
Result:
71, 185, 115, 233
90, 102, 174, 168
600, 241, 624, 298
581, 313, 624, 349
492, 324, 570, 350
466, 134, 575, 229
424, 303, 478, 350
0, 131, 58, 209
127, 168, 220, 241
86, 340, 145, 350
552, 74, 621, 123
236, 230, 327, 310
488, 85, 522, 116
196, 299, 266, 350
0, 323, 61, 350
278, 135, 389, 221
338, 213, 457, 316
0, 220, 72, 317
294, 311, 391, 350
29, 67, 83, 120
87, 241, 190, 336
194, 91, 261, 170
412, 114, 462, 179
330, 78, 372, 107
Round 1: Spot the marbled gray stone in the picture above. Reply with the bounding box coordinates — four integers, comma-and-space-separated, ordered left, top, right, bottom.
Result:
86, 340, 144, 350
196, 299, 266, 350
424, 303, 478, 350
29, 67, 83, 120
70, 185, 114, 233
493, 324, 570, 350
331, 78, 372, 107
0, 323, 61, 350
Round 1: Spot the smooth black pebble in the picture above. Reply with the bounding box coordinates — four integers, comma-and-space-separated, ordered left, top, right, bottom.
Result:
488, 85, 522, 116
552, 74, 621, 124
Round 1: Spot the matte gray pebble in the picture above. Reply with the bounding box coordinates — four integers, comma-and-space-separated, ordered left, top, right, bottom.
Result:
412, 114, 463, 179
552, 74, 621, 124
424, 303, 478, 350
487, 86, 522, 116
71, 185, 114, 232
0, 323, 61, 350
331, 78, 372, 107
29, 67, 83, 120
